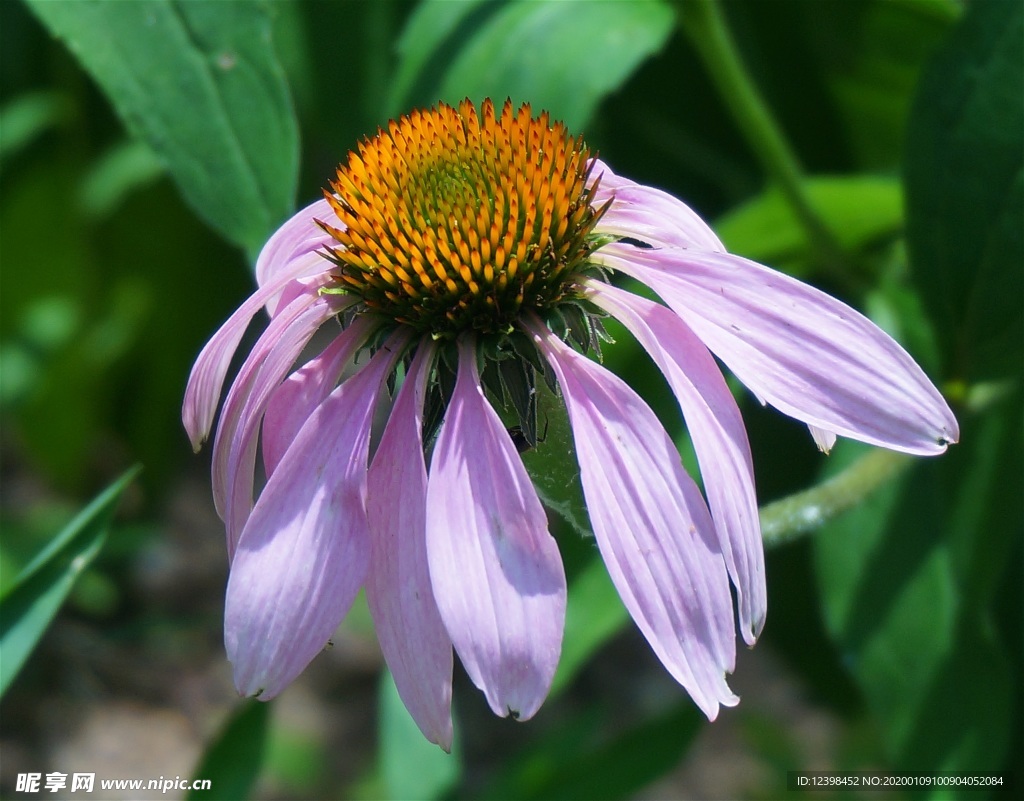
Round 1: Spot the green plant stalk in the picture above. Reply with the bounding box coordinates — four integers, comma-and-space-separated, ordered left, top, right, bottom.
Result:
759, 449, 911, 548
674, 0, 848, 272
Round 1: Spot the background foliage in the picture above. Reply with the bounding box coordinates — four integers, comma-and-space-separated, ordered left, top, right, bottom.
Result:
1, 1, 1020, 799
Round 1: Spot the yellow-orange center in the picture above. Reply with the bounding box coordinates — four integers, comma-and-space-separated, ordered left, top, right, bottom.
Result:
318, 99, 607, 337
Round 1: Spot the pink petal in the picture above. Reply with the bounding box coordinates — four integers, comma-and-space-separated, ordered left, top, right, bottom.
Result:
590, 159, 725, 252
210, 291, 338, 555
809, 425, 837, 454
262, 315, 375, 478
425, 339, 566, 721
528, 320, 738, 719
255, 197, 337, 316
181, 256, 333, 451
602, 244, 959, 455
587, 282, 766, 645
366, 342, 454, 750
225, 337, 402, 699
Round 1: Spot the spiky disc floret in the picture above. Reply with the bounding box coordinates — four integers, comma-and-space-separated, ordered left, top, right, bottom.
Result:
319, 99, 609, 338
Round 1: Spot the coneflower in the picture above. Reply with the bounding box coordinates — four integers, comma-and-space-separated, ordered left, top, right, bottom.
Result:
183, 99, 957, 750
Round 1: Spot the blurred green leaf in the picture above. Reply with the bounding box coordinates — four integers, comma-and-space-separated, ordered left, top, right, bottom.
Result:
529, 703, 700, 801
0, 293, 82, 411
391, 0, 674, 131
807, 0, 960, 169
1, 129, 248, 491
814, 399, 1019, 777
264, 722, 327, 796
940, 396, 1022, 631
480, 701, 700, 801
187, 699, 270, 801
389, 0, 492, 117
715, 176, 902, 274
25, 0, 299, 256
0, 91, 69, 163
904, 0, 1024, 381
379, 670, 460, 801
0, 465, 139, 697
78, 139, 165, 219
814, 451, 958, 761
2, 276, 150, 486
863, 269, 944, 378
551, 556, 627, 697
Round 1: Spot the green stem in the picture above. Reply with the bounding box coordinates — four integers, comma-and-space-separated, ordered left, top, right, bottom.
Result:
759, 449, 911, 548
674, 0, 847, 271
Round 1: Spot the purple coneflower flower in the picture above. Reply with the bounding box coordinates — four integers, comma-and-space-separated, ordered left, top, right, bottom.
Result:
183, 99, 958, 750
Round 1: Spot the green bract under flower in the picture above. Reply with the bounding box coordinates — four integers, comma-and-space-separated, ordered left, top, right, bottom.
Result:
318, 98, 610, 338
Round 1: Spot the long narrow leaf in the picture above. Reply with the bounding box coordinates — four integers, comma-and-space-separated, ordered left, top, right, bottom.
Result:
0, 465, 140, 697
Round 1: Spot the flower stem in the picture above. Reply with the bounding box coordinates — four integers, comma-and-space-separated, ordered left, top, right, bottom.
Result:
759, 449, 911, 548
674, 0, 847, 271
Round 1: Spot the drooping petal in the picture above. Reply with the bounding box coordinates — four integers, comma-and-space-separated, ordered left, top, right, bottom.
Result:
528, 320, 738, 719
262, 315, 375, 478
181, 255, 333, 450
590, 159, 725, 252
255, 197, 337, 316
210, 291, 338, 554
587, 282, 766, 645
808, 425, 837, 454
425, 339, 566, 721
225, 336, 403, 699
602, 244, 959, 454
366, 342, 454, 750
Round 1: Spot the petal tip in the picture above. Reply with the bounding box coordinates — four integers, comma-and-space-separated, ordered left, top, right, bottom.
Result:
182, 405, 210, 452
432, 719, 455, 753
741, 615, 766, 648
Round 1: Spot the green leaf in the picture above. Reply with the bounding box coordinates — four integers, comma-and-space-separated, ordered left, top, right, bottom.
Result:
263, 722, 327, 796
0, 466, 140, 697
78, 139, 165, 219
904, 0, 1024, 381
379, 670, 460, 801
388, 0, 492, 117
25, 0, 299, 256
523, 703, 700, 801
551, 557, 628, 698
187, 700, 270, 801
715, 175, 903, 275
481, 701, 700, 801
813, 400, 1019, 777
520, 379, 591, 540
0, 91, 70, 163
390, 0, 674, 132
806, 0, 960, 169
